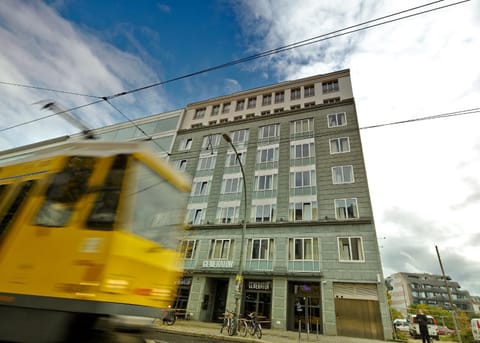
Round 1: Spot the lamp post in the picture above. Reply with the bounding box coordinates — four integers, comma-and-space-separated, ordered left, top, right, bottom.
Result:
222, 133, 247, 332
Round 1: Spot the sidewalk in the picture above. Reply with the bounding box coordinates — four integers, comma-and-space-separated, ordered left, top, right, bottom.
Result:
153, 319, 387, 343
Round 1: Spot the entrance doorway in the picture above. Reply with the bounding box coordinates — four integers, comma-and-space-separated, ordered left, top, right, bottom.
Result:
211, 278, 229, 323
287, 281, 322, 332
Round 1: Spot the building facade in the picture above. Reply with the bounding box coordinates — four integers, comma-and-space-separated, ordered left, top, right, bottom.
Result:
387, 272, 472, 316
170, 69, 391, 340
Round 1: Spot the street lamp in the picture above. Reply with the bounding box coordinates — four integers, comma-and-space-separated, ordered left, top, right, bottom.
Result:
222, 133, 247, 332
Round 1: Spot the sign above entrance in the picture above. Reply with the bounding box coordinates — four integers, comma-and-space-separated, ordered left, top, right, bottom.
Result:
202, 260, 234, 268
246, 280, 271, 291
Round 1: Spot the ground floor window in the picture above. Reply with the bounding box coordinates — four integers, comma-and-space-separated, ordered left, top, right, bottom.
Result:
243, 279, 272, 328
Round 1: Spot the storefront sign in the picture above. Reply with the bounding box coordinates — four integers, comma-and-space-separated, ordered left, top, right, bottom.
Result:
247, 280, 271, 291
202, 260, 234, 268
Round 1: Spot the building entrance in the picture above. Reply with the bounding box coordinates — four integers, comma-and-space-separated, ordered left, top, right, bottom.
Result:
210, 278, 229, 323
287, 281, 322, 333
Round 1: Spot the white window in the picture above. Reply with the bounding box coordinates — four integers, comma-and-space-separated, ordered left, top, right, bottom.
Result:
259, 124, 280, 139
222, 102, 230, 113
289, 201, 317, 221
253, 204, 275, 222
212, 105, 220, 116
236, 100, 245, 111
225, 151, 246, 167
217, 206, 239, 224
255, 174, 276, 191
329, 137, 350, 153
304, 84, 315, 97
176, 159, 187, 171
322, 80, 339, 93
290, 170, 316, 188
209, 239, 233, 259
187, 208, 205, 225
332, 165, 354, 184
197, 155, 216, 170
180, 240, 197, 259
291, 88, 301, 100
231, 129, 249, 144
274, 91, 284, 103
335, 198, 359, 219
328, 112, 347, 127
179, 138, 192, 151
291, 141, 314, 159
256, 146, 278, 163
262, 94, 272, 106
248, 238, 274, 260
290, 118, 314, 135
247, 97, 256, 108
194, 108, 206, 119
338, 237, 364, 261
221, 176, 242, 194
201, 134, 221, 150
192, 180, 210, 196
288, 238, 319, 260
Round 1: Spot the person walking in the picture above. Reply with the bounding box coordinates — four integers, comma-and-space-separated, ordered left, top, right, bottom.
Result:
417, 309, 431, 343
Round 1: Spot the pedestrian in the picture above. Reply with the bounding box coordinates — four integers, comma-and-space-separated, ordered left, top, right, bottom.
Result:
416, 309, 431, 343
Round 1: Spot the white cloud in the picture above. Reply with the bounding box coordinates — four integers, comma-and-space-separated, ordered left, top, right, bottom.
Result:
236, 0, 480, 294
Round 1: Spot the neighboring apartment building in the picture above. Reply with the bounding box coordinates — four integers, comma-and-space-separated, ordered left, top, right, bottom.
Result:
169, 69, 391, 340
387, 272, 472, 316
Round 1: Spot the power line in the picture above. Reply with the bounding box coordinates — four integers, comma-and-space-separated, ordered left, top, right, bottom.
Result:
0, 81, 101, 99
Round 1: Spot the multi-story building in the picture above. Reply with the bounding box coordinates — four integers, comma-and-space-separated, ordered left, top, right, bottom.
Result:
170, 69, 391, 340
387, 272, 472, 316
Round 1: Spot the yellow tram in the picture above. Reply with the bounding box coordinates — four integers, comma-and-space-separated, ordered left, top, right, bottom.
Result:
0, 141, 190, 342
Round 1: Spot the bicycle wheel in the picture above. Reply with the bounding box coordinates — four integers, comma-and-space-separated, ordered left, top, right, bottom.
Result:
248, 321, 255, 335
255, 323, 262, 339
165, 312, 176, 326
238, 320, 248, 337
227, 320, 236, 336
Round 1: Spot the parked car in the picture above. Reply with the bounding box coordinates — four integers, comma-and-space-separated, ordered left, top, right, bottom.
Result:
407, 314, 439, 340
394, 319, 409, 333
436, 325, 454, 335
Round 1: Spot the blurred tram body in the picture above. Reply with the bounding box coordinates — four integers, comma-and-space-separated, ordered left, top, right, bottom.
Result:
0, 141, 190, 342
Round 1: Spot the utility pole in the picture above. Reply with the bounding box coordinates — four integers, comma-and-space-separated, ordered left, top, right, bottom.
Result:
435, 245, 462, 343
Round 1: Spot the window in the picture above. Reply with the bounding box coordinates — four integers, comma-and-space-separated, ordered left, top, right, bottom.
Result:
253, 204, 275, 222
288, 238, 319, 260
329, 137, 350, 153
236, 100, 245, 111
322, 80, 339, 93
210, 105, 219, 116
231, 129, 248, 144
201, 134, 221, 150
176, 159, 187, 171
332, 166, 354, 184
220, 118, 228, 123
246, 113, 255, 119
290, 170, 315, 188
261, 110, 270, 116
273, 108, 284, 113
262, 94, 272, 106
234, 115, 243, 121
194, 108, 206, 119
274, 91, 285, 103
209, 239, 232, 259
323, 97, 340, 104
305, 102, 316, 108
222, 176, 242, 193
1, 181, 35, 231
328, 112, 347, 127
255, 174, 275, 191
290, 118, 313, 135
217, 206, 239, 223
304, 84, 315, 97
187, 208, 205, 225
258, 124, 280, 139
179, 138, 192, 151
291, 87, 301, 100
208, 120, 217, 126
289, 201, 317, 221
290, 105, 301, 110
335, 198, 358, 219
225, 151, 245, 167
247, 97, 256, 108
180, 240, 197, 259
192, 180, 210, 196
338, 237, 364, 261
222, 102, 231, 113
197, 155, 216, 170
256, 146, 278, 163
291, 141, 314, 159
248, 238, 274, 259
191, 123, 203, 129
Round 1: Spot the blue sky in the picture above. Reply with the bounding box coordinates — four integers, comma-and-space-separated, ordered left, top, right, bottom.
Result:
1, 0, 480, 295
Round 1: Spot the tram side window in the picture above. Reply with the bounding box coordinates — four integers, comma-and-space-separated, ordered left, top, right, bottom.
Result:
35, 156, 95, 227
0, 181, 35, 238
86, 155, 127, 230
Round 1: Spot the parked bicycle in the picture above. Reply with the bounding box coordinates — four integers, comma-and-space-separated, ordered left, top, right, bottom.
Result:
152, 306, 177, 326
220, 310, 236, 336
245, 312, 262, 339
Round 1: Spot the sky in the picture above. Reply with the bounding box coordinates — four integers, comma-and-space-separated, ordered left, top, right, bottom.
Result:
0, 0, 479, 295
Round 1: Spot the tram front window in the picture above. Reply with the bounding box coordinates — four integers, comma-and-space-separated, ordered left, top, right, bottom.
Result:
129, 161, 187, 249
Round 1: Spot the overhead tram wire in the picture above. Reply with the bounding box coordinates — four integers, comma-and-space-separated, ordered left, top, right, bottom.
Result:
0, 0, 470, 135
0, 81, 102, 100
105, 0, 469, 101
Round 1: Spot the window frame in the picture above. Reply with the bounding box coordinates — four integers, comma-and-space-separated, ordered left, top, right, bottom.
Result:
338, 236, 365, 262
